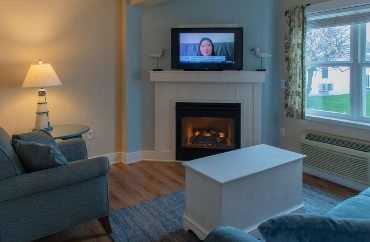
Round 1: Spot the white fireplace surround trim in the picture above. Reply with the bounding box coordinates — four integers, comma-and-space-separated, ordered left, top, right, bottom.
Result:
148, 70, 265, 162
149, 70, 265, 83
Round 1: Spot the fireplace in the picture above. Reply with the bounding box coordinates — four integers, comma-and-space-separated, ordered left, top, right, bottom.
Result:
176, 102, 241, 160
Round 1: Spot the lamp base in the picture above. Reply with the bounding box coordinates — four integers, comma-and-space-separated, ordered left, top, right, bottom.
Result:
35, 111, 53, 131
34, 88, 53, 131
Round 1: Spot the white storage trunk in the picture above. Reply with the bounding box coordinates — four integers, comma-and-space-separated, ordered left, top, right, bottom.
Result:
183, 144, 306, 240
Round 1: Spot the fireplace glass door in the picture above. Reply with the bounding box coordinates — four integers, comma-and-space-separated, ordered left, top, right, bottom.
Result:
176, 102, 241, 160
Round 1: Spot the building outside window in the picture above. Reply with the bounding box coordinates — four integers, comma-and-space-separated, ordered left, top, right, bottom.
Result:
305, 5, 370, 124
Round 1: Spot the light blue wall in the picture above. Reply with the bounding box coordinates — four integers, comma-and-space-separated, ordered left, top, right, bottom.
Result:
125, 5, 142, 153
137, 0, 278, 150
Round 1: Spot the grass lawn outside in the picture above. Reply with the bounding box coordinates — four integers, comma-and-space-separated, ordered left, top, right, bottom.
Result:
307, 91, 370, 116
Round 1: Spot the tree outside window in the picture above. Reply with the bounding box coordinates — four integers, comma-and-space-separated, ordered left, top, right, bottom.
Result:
305, 25, 351, 114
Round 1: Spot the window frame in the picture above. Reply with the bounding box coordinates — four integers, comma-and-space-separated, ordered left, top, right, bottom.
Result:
305, 22, 370, 126
359, 23, 370, 123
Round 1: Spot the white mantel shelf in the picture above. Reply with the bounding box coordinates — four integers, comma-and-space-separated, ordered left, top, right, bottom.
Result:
149, 70, 265, 83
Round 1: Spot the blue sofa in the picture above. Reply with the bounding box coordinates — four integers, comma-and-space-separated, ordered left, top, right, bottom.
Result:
205, 187, 370, 242
0, 127, 111, 241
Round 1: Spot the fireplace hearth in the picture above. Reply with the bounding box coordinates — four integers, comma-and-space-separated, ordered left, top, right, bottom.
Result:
176, 102, 241, 160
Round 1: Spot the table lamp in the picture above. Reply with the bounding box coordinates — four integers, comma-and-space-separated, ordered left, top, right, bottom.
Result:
22, 60, 62, 131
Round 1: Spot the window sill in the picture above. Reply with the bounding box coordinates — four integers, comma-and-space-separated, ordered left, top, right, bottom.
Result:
305, 115, 370, 131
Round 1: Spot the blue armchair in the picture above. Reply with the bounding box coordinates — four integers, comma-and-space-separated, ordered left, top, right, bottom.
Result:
0, 127, 111, 241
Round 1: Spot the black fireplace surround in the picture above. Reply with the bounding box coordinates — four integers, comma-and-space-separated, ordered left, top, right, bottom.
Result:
176, 102, 241, 161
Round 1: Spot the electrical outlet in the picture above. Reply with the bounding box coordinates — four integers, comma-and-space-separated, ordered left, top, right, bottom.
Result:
280, 128, 286, 137
85, 129, 95, 140
280, 79, 286, 89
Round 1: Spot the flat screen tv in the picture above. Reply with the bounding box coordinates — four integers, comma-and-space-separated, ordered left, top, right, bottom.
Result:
171, 27, 243, 71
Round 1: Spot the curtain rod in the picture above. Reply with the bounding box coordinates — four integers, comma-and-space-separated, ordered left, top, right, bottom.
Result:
285, 4, 311, 15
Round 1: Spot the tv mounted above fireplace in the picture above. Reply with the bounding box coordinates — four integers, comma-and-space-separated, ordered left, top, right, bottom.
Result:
171, 27, 243, 71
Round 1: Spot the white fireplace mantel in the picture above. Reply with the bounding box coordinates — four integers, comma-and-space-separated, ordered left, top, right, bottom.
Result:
149, 70, 265, 83
148, 70, 265, 162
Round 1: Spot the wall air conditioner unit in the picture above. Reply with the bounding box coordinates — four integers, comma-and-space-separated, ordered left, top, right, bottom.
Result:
300, 131, 370, 190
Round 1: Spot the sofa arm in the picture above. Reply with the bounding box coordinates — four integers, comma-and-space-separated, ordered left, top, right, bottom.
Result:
0, 156, 109, 203
205, 226, 259, 242
56, 138, 88, 162
258, 214, 370, 242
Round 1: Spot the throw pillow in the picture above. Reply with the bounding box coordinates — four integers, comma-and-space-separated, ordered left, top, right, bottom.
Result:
12, 129, 59, 150
12, 139, 67, 172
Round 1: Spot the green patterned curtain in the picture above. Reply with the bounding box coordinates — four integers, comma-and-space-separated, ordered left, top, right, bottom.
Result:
285, 5, 306, 119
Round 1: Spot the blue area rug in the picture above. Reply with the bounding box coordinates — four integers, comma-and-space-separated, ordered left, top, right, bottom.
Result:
110, 184, 345, 242
302, 183, 344, 214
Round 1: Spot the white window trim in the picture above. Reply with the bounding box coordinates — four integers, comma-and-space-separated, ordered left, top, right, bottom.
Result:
306, 0, 370, 14
305, 114, 370, 131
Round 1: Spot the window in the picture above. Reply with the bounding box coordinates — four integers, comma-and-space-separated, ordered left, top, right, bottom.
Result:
321, 67, 329, 79
305, 4, 370, 125
319, 83, 333, 92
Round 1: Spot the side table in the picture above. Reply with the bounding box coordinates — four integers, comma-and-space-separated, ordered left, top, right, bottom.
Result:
49, 124, 90, 140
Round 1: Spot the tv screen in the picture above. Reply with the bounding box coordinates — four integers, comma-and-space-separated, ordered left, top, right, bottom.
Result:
171, 28, 243, 71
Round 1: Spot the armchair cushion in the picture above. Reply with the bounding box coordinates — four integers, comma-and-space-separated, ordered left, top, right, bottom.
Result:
258, 214, 370, 242
12, 139, 67, 172
0, 156, 109, 203
0, 127, 25, 180
56, 138, 88, 162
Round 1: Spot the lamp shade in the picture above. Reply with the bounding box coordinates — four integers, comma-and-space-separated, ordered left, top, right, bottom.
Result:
22, 61, 62, 88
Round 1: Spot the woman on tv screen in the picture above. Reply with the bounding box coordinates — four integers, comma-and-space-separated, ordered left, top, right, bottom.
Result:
197, 37, 216, 56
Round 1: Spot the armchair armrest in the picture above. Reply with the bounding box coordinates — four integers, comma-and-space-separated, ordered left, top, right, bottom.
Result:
56, 138, 87, 162
0, 156, 109, 203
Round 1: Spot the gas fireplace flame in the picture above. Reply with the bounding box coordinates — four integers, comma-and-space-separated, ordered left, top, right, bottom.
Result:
190, 129, 228, 147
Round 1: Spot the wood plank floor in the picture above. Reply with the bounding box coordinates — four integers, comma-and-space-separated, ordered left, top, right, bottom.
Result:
38, 161, 357, 242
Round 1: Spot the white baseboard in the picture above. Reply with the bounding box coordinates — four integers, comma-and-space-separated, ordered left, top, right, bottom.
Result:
124, 150, 178, 163
303, 166, 365, 191
141, 150, 175, 162
93, 150, 180, 165
125, 151, 142, 164
90, 152, 123, 165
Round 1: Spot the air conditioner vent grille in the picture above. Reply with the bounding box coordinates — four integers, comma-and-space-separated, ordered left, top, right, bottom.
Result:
305, 133, 370, 152
302, 144, 368, 183
301, 132, 370, 186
